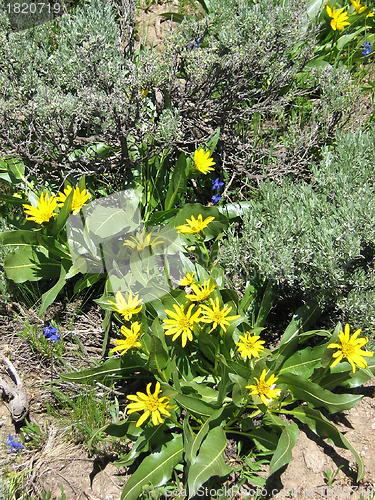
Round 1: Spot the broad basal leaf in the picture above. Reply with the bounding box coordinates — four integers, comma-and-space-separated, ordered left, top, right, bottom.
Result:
121, 435, 183, 500
278, 373, 362, 414
187, 427, 232, 499
269, 423, 299, 476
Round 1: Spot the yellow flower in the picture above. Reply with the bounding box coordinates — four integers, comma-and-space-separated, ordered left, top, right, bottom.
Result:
179, 272, 195, 286
109, 322, 142, 356
327, 323, 373, 373
23, 192, 57, 224
326, 5, 350, 30
127, 381, 174, 427
366, 10, 374, 16
123, 229, 164, 252
235, 332, 265, 359
350, 0, 367, 13
199, 297, 240, 333
107, 290, 143, 321
193, 148, 215, 175
163, 303, 201, 347
246, 369, 281, 406
57, 185, 91, 215
176, 214, 215, 235
186, 278, 216, 301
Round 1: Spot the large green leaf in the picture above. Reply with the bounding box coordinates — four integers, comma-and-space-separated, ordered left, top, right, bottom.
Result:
120, 435, 183, 500
278, 373, 362, 413
187, 427, 232, 498
87, 206, 133, 238
278, 344, 326, 378
39, 261, 78, 314
147, 336, 171, 382
289, 406, 364, 481
165, 153, 187, 210
320, 356, 375, 390
114, 425, 165, 467
4, 246, 61, 283
279, 300, 321, 346
60, 354, 147, 383
0, 230, 70, 259
269, 423, 299, 476
173, 391, 219, 417
248, 427, 280, 452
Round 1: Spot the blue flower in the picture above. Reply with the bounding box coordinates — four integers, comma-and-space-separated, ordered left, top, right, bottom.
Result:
211, 194, 222, 205
212, 178, 224, 191
6, 434, 24, 453
43, 323, 60, 343
362, 42, 372, 57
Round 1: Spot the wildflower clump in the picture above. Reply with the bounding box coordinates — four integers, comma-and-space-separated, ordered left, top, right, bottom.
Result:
327, 324, 373, 373
57, 185, 91, 214
43, 323, 60, 344
23, 193, 57, 224
163, 303, 201, 347
246, 369, 281, 405
177, 214, 215, 235
126, 382, 174, 427
109, 322, 142, 355
326, 5, 350, 30
199, 297, 240, 333
235, 331, 265, 359
193, 149, 215, 175
107, 291, 143, 321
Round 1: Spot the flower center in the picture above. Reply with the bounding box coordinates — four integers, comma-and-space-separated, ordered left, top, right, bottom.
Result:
342, 342, 355, 357
178, 317, 192, 331
145, 396, 161, 412
212, 311, 224, 324
257, 381, 270, 396
244, 339, 256, 350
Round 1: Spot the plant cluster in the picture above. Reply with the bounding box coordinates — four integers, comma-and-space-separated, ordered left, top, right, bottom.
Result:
220, 126, 375, 332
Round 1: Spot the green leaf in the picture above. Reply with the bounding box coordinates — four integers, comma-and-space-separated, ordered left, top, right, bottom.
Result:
165, 153, 187, 211
269, 423, 299, 476
173, 391, 219, 418
51, 186, 74, 236
207, 127, 220, 155
120, 435, 183, 500
0, 193, 26, 205
278, 344, 326, 378
4, 246, 61, 283
279, 300, 321, 346
73, 273, 104, 294
0, 230, 69, 259
307, 0, 325, 20
289, 406, 364, 481
248, 427, 280, 452
7, 157, 25, 181
147, 336, 171, 382
60, 354, 147, 383
337, 28, 365, 50
114, 424, 165, 467
87, 206, 133, 238
187, 427, 232, 498
39, 261, 77, 314
277, 373, 362, 414
254, 280, 274, 328
218, 202, 252, 221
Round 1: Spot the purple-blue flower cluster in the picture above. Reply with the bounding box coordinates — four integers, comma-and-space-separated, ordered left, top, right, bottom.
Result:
43, 323, 60, 344
6, 434, 24, 453
211, 178, 224, 205
362, 42, 372, 57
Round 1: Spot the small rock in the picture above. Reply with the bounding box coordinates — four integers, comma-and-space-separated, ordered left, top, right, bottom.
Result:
303, 440, 327, 472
